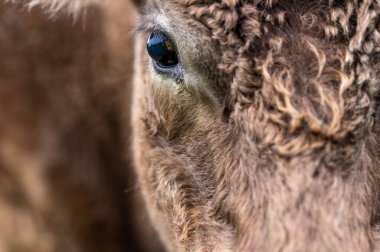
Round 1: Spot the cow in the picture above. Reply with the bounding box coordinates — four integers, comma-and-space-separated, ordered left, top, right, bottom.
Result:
132, 0, 380, 251
4, 0, 380, 251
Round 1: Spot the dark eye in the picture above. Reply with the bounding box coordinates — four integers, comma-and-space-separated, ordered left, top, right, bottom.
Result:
147, 32, 179, 68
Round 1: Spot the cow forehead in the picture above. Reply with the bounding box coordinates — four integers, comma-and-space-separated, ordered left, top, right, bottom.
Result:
145, 0, 359, 57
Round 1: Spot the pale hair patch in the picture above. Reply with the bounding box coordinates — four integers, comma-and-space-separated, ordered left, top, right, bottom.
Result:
6, 0, 101, 15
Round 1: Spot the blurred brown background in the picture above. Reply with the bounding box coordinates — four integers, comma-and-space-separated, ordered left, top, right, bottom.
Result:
0, 1, 164, 251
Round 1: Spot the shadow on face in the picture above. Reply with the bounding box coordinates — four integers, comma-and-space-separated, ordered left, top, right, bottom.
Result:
0, 1, 165, 251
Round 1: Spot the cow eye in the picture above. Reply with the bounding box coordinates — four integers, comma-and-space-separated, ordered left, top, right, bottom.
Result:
147, 32, 179, 69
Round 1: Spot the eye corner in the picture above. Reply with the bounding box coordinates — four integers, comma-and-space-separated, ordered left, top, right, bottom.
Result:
152, 60, 184, 84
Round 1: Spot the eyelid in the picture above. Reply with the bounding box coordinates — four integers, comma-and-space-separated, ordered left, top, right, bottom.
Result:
134, 20, 160, 35
135, 12, 183, 50
135, 16, 172, 37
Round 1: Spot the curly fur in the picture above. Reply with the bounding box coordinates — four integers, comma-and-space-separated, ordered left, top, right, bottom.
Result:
5, 0, 380, 251
132, 0, 380, 251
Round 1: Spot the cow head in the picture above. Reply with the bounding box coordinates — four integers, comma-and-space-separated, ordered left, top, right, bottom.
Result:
132, 1, 380, 251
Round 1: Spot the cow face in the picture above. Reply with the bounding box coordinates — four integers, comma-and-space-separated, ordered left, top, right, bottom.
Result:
132, 0, 380, 251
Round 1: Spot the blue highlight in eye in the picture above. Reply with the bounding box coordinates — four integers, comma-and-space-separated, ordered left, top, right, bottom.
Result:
146, 32, 179, 67
147, 33, 166, 58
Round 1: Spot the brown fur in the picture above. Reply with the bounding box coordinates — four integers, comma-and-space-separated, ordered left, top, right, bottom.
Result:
4, 0, 380, 251
132, 0, 380, 251
0, 1, 164, 251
